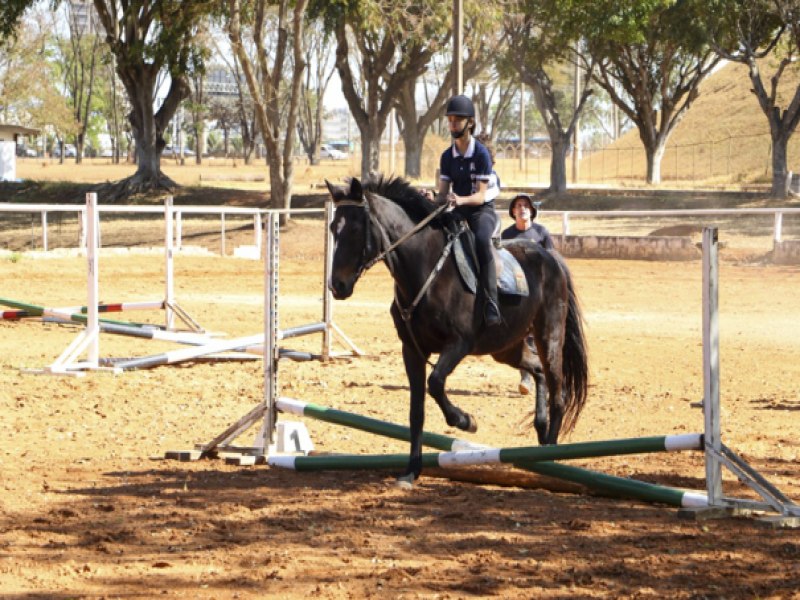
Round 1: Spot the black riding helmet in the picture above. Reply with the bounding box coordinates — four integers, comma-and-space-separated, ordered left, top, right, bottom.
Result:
445, 94, 475, 118
509, 194, 537, 219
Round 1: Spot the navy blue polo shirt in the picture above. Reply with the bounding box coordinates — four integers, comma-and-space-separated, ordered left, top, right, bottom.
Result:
439, 138, 493, 199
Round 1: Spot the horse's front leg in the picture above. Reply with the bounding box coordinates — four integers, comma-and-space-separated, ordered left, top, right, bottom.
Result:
428, 339, 476, 434
401, 342, 429, 482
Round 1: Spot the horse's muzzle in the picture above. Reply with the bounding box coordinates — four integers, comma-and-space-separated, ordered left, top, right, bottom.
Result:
328, 277, 354, 300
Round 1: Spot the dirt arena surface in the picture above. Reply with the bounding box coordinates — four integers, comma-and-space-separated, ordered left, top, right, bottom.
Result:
1, 218, 799, 599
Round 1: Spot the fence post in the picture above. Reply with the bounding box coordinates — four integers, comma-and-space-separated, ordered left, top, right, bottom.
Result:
562, 212, 571, 236
774, 212, 783, 244
41, 211, 48, 252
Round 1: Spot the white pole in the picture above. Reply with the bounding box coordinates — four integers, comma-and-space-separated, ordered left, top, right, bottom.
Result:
165, 196, 175, 330
79, 208, 87, 252
262, 212, 279, 450
322, 201, 334, 359
254, 212, 262, 252
221, 213, 226, 256
702, 227, 722, 505
389, 108, 396, 174
86, 193, 99, 365
519, 87, 526, 174
774, 211, 783, 244
41, 211, 48, 252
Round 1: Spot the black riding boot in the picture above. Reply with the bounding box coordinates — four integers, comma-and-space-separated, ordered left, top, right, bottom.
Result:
482, 258, 502, 327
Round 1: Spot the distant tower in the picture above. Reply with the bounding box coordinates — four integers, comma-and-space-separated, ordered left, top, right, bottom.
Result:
69, 0, 96, 36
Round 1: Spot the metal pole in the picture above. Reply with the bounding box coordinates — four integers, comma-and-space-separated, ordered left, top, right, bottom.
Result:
572, 61, 581, 183
389, 108, 396, 174
262, 212, 280, 451
165, 197, 175, 330
322, 201, 334, 359
86, 193, 99, 365
41, 211, 48, 252
702, 227, 722, 505
453, 0, 463, 95
519, 86, 526, 173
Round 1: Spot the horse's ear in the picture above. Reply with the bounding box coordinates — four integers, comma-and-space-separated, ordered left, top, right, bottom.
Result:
325, 179, 345, 201
350, 177, 363, 200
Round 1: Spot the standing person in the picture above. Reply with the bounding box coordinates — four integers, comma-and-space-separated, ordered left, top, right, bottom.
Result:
435, 94, 501, 326
501, 193, 553, 249
501, 192, 554, 394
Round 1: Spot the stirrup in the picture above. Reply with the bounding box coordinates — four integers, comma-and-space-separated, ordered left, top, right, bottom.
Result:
484, 299, 502, 327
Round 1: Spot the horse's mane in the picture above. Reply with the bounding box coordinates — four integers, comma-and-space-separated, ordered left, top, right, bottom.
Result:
360, 174, 439, 224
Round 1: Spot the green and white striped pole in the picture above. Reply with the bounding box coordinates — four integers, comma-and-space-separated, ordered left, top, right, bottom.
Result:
272, 398, 707, 508
276, 397, 485, 452
268, 434, 703, 470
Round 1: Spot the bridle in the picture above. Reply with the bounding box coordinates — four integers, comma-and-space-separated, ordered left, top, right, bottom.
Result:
333, 195, 448, 276
332, 194, 461, 365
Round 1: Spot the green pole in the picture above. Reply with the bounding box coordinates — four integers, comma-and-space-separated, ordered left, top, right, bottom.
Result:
274, 398, 707, 508
277, 398, 468, 451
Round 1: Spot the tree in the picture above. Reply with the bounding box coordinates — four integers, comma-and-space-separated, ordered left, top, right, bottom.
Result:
503, 1, 594, 195
469, 73, 517, 141
579, 0, 721, 185
59, 1, 102, 164
296, 19, 335, 165
227, 0, 309, 221
0, 0, 30, 42
92, 0, 220, 195
394, 36, 494, 179
707, 0, 799, 198
186, 34, 211, 165
0, 7, 75, 153
313, 0, 455, 180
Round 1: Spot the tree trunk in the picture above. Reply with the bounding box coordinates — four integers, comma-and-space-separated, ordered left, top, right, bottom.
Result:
645, 142, 666, 185
549, 135, 569, 195
402, 131, 424, 179
76, 132, 85, 164
771, 132, 789, 199
359, 122, 381, 181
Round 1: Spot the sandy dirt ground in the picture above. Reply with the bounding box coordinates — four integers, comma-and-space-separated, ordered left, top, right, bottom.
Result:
1, 218, 799, 599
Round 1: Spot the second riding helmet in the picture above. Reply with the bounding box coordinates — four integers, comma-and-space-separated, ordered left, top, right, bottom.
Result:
445, 94, 475, 118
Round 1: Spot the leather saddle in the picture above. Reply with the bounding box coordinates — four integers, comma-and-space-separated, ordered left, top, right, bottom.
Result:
452, 227, 529, 297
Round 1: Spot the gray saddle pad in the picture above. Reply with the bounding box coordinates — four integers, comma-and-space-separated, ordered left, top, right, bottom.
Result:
453, 239, 529, 297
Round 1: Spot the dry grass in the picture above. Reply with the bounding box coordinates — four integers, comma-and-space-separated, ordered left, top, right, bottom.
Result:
583, 59, 800, 186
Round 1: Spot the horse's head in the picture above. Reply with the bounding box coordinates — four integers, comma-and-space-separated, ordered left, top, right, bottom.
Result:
326, 178, 380, 300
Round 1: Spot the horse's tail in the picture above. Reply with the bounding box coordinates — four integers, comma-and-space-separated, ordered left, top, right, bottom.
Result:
556, 253, 589, 435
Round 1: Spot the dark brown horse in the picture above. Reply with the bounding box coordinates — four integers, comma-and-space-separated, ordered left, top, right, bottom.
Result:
326, 175, 588, 481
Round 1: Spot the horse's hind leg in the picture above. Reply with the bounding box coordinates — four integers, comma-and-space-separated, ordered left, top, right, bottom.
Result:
519, 337, 549, 445
533, 323, 566, 445
493, 339, 548, 445
427, 340, 476, 433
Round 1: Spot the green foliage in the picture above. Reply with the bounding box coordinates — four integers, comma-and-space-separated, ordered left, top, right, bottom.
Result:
0, 0, 35, 42
703, 0, 784, 56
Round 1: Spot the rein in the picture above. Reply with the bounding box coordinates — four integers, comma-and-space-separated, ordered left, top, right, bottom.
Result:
334, 197, 456, 365
335, 198, 448, 273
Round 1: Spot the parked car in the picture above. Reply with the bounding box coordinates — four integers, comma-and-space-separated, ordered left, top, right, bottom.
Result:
162, 144, 195, 156
320, 144, 347, 160
52, 144, 77, 158
16, 145, 37, 157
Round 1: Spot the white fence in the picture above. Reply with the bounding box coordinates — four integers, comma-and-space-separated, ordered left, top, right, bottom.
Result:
1, 202, 799, 255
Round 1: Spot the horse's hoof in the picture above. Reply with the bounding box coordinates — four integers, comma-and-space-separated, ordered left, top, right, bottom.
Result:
394, 473, 415, 490
465, 413, 478, 433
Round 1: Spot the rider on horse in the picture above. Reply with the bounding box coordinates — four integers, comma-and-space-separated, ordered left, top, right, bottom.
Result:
435, 94, 502, 327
